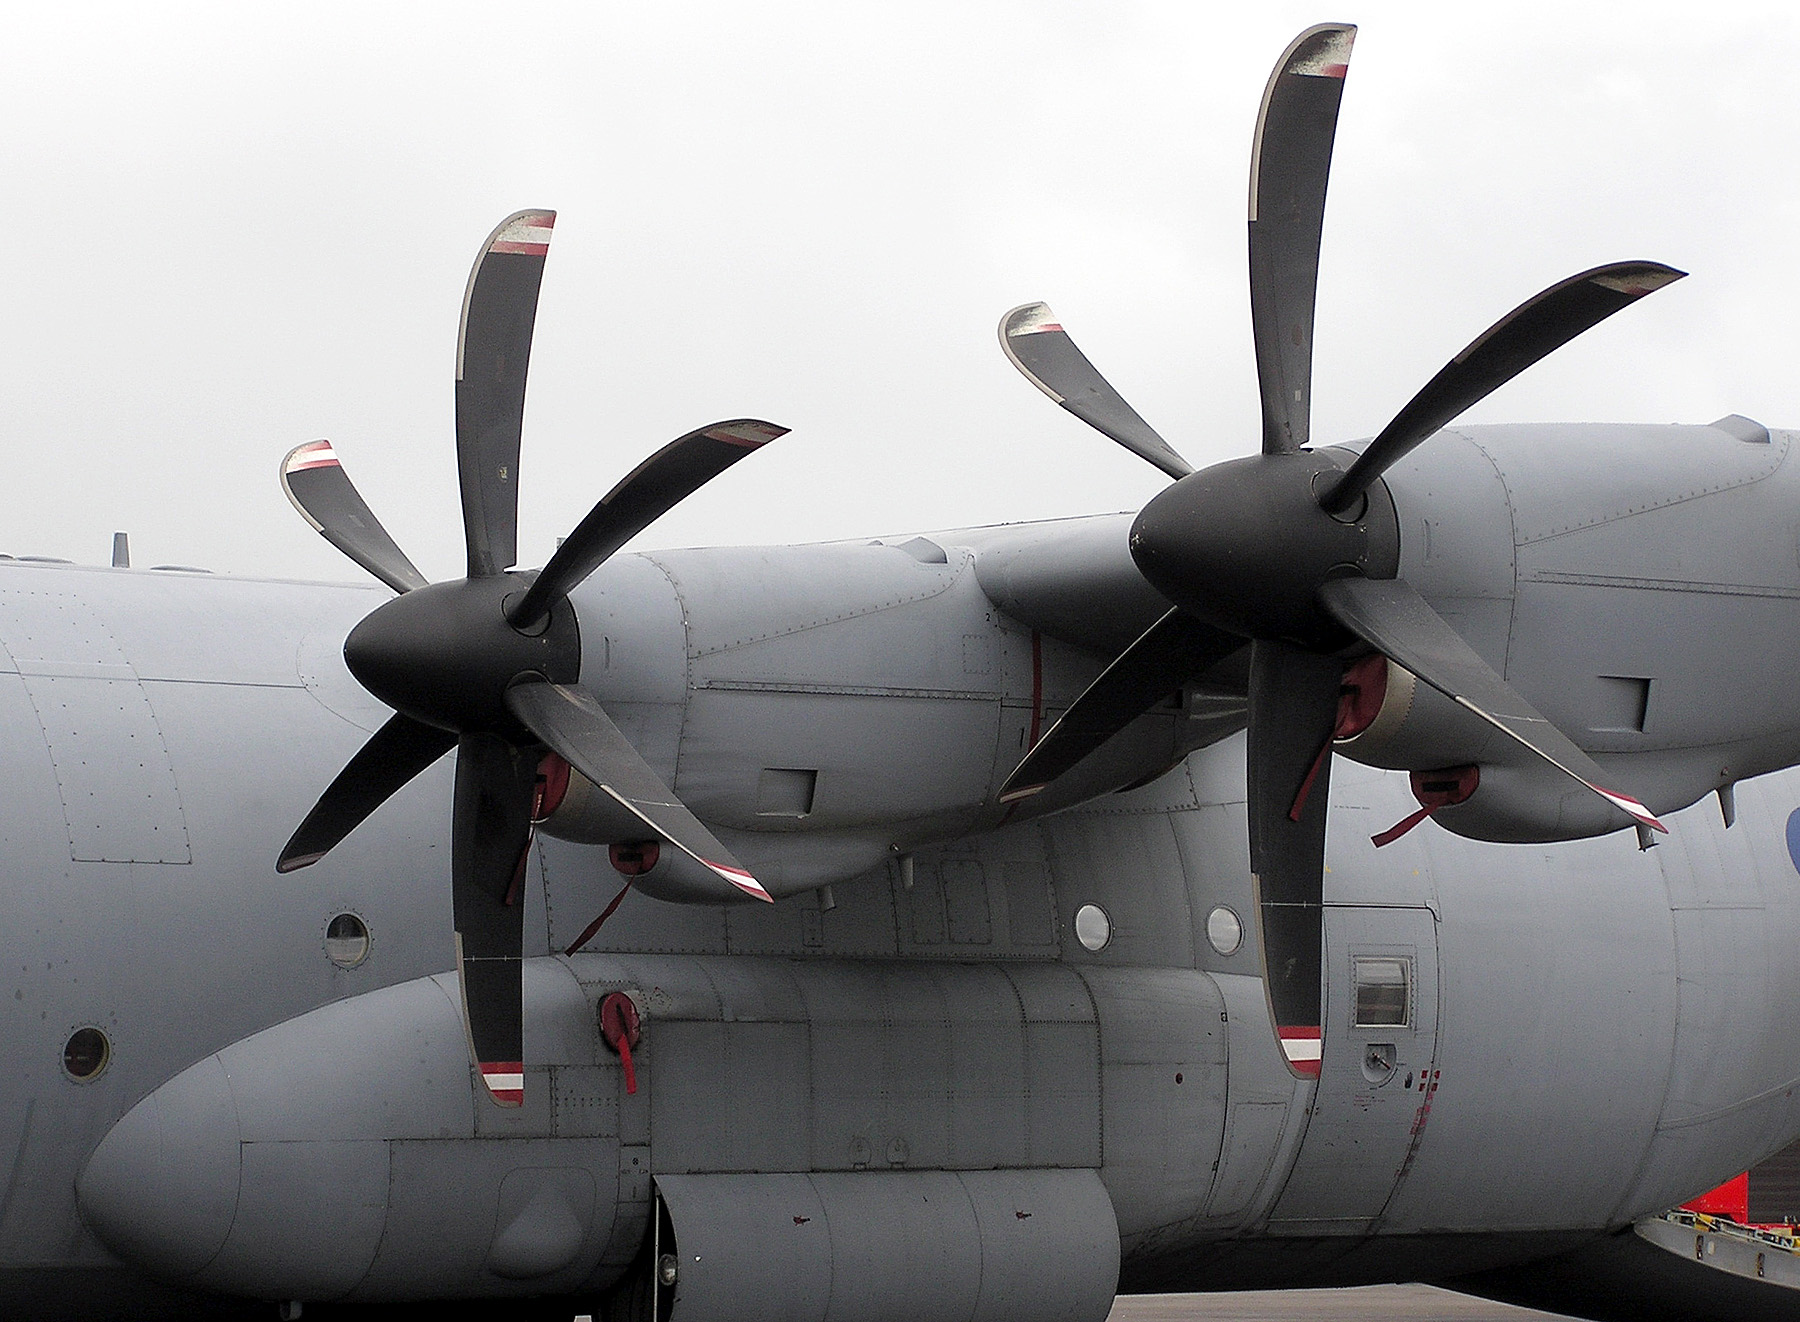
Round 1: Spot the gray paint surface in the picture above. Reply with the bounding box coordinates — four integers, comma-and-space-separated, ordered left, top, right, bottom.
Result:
7, 416, 1800, 1318
658, 1169, 1120, 1322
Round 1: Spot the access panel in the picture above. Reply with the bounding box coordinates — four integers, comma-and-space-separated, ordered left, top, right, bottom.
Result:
1266, 904, 1441, 1231
0, 591, 191, 863
654, 1169, 1119, 1322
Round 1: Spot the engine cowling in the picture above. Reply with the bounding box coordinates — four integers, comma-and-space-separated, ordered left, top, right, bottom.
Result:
1334, 659, 1497, 774
1335, 657, 1659, 845
531, 754, 745, 904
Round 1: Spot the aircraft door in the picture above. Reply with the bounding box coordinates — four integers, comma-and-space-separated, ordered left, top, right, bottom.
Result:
1268, 904, 1440, 1230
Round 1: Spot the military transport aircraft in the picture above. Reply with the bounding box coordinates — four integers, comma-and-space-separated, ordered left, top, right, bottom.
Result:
4, 20, 1800, 1322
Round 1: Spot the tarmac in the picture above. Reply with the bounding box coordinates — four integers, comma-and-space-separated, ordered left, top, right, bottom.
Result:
1106, 1286, 1572, 1321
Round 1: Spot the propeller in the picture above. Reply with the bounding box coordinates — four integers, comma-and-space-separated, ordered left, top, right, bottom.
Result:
278, 210, 784, 1106
996, 24, 1678, 1075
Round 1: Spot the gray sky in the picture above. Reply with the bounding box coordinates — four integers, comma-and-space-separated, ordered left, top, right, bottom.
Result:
2, 2, 1796, 585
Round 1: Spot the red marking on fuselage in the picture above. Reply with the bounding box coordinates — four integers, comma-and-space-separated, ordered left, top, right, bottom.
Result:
1408, 1073, 1441, 1136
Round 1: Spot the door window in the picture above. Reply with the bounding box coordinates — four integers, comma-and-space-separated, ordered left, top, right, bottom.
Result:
1353, 956, 1411, 1027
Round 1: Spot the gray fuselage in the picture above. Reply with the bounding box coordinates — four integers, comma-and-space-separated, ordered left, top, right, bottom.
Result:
5, 419, 1800, 1315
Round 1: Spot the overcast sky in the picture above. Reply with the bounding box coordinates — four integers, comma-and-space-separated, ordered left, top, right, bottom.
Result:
1, 2, 1796, 584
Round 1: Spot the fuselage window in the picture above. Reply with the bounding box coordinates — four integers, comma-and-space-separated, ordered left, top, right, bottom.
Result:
1206, 905, 1243, 956
1073, 903, 1112, 952
63, 1026, 111, 1080
326, 912, 371, 968
1353, 956, 1410, 1028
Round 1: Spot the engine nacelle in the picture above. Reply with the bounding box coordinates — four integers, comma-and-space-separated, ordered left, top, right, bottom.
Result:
1336, 657, 1725, 844
1334, 661, 1498, 774
531, 754, 756, 905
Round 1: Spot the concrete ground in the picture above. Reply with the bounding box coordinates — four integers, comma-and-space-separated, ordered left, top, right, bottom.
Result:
1107, 1286, 1574, 1321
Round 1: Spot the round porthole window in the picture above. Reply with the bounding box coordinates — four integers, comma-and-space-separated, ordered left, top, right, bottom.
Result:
1074, 903, 1111, 952
63, 1027, 110, 1080
1206, 905, 1243, 956
326, 912, 370, 968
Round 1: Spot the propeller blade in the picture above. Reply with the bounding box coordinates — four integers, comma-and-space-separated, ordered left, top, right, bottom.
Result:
1317, 575, 1665, 833
1322, 261, 1685, 514
504, 680, 773, 902
277, 713, 457, 872
506, 419, 788, 630
280, 442, 429, 594
1246, 639, 1344, 1077
451, 732, 539, 1107
456, 209, 556, 578
998, 303, 1192, 480
1248, 23, 1355, 456
998, 608, 1242, 802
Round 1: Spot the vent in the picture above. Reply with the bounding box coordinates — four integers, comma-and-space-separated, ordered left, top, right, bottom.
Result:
1711, 413, 1771, 444
894, 537, 948, 565
1593, 676, 1651, 733
755, 767, 817, 818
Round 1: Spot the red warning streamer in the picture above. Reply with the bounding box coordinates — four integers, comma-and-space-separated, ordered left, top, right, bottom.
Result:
1372, 765, 1480, 847
599, 991, 642, 1095
1290, 654, 1390, 822
563, 842, 662, 956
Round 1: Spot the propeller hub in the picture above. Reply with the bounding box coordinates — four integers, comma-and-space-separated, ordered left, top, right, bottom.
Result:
344, 575, 580, 735
1129, 450, 1397, 648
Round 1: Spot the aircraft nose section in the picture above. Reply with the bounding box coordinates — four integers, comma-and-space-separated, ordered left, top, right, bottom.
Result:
76, 1053, 241, 1279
